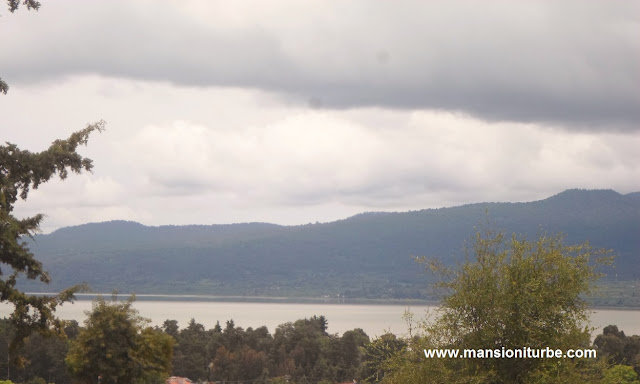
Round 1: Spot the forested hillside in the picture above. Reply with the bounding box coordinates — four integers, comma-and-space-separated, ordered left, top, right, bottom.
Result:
20, 189, 640, 299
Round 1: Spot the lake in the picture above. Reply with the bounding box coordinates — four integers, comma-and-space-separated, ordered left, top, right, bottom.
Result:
3, 297, 637, 338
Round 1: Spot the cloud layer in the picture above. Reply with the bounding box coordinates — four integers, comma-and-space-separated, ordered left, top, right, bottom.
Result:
2, 2, 639, 232
1, 0, 638, 129
6, 76, 638, 232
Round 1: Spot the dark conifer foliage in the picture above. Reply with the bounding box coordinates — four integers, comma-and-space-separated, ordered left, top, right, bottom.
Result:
1, 0, 104, 354
1, 123, 104, 350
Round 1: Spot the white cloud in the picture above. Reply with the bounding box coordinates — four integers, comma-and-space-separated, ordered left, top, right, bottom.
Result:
3, 73, 639, 232
119, 105, 640, 211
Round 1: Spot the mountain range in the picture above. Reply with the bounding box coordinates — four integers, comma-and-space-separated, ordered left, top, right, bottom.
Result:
19, 189, 640, 300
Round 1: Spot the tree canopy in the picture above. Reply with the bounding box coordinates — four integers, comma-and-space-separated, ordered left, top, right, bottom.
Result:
1, 0, 104, 351
65, 295, 174, 384
0, 123, 104, 349
594, 325, 640, 375
383, 230, 613, 383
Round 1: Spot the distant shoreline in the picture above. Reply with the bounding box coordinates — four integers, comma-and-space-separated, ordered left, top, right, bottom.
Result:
72, 293, 437, 306
27, 292, 640, 309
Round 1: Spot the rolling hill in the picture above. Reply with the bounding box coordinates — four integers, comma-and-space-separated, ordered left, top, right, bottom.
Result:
18, 189, 640, 300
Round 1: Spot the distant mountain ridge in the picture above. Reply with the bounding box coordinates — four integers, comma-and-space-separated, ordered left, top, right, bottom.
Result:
20, 189, 640, 299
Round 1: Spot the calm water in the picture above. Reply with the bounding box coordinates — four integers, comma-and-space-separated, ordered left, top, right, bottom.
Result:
3, 299, 638, 338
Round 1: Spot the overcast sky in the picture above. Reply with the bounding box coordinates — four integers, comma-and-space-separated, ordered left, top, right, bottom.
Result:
1, 0, 639, 233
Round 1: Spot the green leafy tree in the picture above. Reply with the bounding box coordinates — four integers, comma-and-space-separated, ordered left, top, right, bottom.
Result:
359, 333, 406, 383
65, 295, 174, 384
0, 319, 79, 383
594, 325, 640, 375
602, 365, 640, 384
273, 318, 327, 379
161, 319, 179, 339
172, 318, 209, 381
339, 328, 369, 380
209, 344, 268, 382
384, 230, 612, 384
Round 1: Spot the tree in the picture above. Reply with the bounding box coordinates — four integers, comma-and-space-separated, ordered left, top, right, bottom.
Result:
0, 318, 79, 383
65, 295, 174, 384
602, 365, 640, 384
359, 333, 406, 383
20, 320, 79, 384
1, 0, 104, 352
172, 318, 209, 381
339, 328, 369, 380
161, 319, 179, 339
594, 325, 640, 375
0, 122, 104, 349
384, 230, 612, 383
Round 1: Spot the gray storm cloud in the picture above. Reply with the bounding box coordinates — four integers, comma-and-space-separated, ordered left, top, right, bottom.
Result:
1, 0, 638, 130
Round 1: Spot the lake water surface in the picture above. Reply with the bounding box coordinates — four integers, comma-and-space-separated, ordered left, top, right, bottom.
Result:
5, 299, 636, 338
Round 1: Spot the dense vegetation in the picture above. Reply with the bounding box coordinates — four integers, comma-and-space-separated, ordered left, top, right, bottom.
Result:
383, 230, 613, 383
19, 189, 640, 304
2, 231, 640, 384
0, 305, 372, 384
0, 314, 638, 383
65, 295, 174, 384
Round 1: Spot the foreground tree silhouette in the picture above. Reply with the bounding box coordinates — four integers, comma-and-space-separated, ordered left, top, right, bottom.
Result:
383, 230, 612, 383
66, 295, 174, 384
1, 0, 104, 353
0, 123, 104, 349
